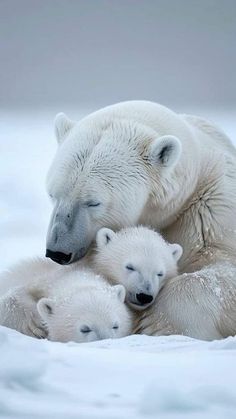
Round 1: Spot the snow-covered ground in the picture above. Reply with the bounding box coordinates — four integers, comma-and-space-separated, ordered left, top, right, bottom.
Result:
1, 108, 236, 418
1, 327, 236, 419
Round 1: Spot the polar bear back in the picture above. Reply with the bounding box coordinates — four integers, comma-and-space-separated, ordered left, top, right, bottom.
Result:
78, 101, 233, 154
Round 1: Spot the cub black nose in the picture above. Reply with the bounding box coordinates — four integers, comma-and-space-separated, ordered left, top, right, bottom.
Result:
46, 249, 72, 265
136, 293, 153, 305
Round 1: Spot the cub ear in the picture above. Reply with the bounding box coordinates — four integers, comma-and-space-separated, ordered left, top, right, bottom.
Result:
149, 135, 182, 168
96, 228, 116, 248
169, 243, 183, 261
113, 284, 126, 303
37, 298, 55, 320
54, 112, 75, 144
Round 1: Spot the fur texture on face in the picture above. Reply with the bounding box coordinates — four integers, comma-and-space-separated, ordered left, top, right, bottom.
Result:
94, 226, 182, 310
37, 281, 132, 343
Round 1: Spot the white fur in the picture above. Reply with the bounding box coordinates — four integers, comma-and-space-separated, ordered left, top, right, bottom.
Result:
94, 226, 182, 310
0, 259, 132, 342
135, 262, 236, 341
45, 100, 236, 340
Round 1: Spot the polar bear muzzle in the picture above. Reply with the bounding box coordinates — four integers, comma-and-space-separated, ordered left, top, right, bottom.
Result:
46, 202, 93, 264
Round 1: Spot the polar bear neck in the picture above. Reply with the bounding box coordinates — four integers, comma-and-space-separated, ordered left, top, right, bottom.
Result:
140, 139, 201, 230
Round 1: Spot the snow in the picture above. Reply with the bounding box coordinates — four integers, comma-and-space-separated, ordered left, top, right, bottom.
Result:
1, 108, 236, 418
1, 327, 236, 418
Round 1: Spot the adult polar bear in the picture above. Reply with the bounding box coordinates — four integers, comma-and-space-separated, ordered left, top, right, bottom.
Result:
46, 101, 236, 340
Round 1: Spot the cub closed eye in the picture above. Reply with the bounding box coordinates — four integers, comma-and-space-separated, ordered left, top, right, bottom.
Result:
80, 325, 91, 333
112, 324, 119, 330
126, 264, 135, 271
157, 272, 164, 277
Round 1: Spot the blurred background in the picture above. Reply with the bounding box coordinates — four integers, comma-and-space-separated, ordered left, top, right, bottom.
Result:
0, 0, 236, 269
1, 0, 236, 110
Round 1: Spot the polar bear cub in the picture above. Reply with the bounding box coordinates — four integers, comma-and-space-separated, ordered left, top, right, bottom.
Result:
37, 270, 132, 343
0, 261, 132, 342
95, 226, 182, 310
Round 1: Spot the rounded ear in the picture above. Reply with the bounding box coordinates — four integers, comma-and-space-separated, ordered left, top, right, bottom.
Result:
37, 298, 55, 320
54, 112, 75, 144
149, 135, 182, 168
169, 243, 183, 261
113, 284, 126, 303
96, 228, 116, 248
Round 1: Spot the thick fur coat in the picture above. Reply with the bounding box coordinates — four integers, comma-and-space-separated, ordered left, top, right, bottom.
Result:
0, 259, 132, 342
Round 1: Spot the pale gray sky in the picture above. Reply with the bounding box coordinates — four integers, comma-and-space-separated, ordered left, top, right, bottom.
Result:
0, 0, 235, 109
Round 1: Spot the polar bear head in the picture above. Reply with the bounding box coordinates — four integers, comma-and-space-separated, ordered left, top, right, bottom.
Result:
46, 113, 182, 264
94, 226, 182, 310
37, 283, 132, 343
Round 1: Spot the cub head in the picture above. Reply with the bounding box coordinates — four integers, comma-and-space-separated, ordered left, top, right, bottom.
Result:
46, 113, 182, 264
37, 284, 132, 343
95, 226, 182, 310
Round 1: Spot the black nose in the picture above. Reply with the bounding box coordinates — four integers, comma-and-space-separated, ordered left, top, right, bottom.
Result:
46, 249, 72, 265
136, 293, 153, 305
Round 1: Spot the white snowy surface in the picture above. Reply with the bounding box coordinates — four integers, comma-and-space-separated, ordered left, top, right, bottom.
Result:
0, 108, 236, 418
1, 327, 236, 419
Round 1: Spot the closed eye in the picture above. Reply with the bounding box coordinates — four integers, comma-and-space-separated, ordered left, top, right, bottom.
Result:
126, 264, 135, 271
86, 201, 101, 208
157, 272, 164, 277
80, 325, 91, 333
112, 324, 119, 330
